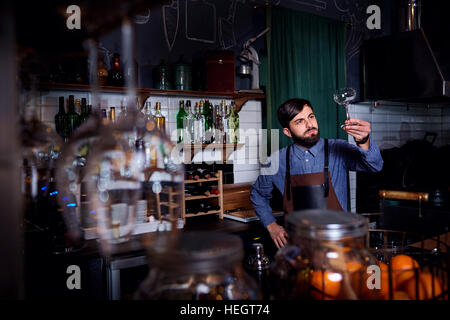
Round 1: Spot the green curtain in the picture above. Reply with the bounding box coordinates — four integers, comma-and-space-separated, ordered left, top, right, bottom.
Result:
263, 6, 347, 152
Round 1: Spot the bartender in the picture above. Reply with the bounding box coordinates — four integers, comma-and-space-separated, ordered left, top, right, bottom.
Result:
251, 98, 383, 248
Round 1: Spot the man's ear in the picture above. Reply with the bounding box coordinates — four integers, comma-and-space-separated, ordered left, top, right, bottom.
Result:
283, 127, 292, 138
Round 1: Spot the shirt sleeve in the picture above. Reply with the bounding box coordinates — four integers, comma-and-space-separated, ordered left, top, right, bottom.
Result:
340, 137, 384, 172
250, 161, 277, 228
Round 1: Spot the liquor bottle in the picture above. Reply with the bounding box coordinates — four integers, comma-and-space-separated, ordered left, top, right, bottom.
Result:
54, 96, 67, 139
176, 100, 187, 143
232, 102, 240, 144
141, 100, 156, 132
74, 98, 81, 115
98, 57, 108, 86
221, 100, 229, 144
213, 105, 223, 144
193, 102, 205, 144
101, 108, 108, 125
118, 100, 128, 120
183, 100, 195, 144
66, 95, 80, 136
79, 98, 88, 124
228, 102, 238, 144
110, 107, 116, 123
108, 53, 124, 87
154, 102, 166, 133
202, 99, 213, 144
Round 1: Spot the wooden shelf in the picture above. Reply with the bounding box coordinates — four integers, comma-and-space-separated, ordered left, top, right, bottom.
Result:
183, 170, 223, 221
32, 82, 265, 111
160, 189, 182, 195
185, 210, 222, 218
184, 177, 219, 184
159, 202, 180, 208
185, 194, 220, 201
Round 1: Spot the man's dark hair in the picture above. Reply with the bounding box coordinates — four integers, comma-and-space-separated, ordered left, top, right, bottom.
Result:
277, 98, 313, 128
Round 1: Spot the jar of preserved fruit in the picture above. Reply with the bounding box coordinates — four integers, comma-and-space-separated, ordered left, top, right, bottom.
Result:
135, 231, 261, 300
271, 209, 379, 300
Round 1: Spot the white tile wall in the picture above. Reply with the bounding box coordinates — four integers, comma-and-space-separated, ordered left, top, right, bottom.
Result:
30, 89, 263, 184
347, 102, 450, 211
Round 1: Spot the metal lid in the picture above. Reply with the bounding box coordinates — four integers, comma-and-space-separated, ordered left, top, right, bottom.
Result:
285, 209, 369, 241
147, 231, 244, 273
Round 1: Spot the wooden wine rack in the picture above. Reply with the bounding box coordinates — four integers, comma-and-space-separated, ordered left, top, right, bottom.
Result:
182, 170, 224, 221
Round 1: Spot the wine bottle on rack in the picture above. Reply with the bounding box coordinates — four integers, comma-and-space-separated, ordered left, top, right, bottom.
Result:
197, 168, 211, 179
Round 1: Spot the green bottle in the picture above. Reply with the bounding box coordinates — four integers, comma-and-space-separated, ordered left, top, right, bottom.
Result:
176, 100, 187, 143
202, 100, 213, 143
79, 98, 88, 124
54, 96, 67, 139
229, 102, 239, 144
66, 95, 80, 137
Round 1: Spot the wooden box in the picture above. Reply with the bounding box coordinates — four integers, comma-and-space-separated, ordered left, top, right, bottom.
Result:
205, 51, 235, 92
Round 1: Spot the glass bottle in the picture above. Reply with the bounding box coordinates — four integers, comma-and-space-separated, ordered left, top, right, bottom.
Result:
176, 100, 187, 143
101, 109, 108, 125
135, 231, 261, 300
202, 99, 213, 144
228, 102, 239, 144
154, 102, 166, 134
270, 209, 379, 300
193, 102, 205, 144
66, 95, 80, 137
117, 99, 128, 120
183, 100, 195, 144
221, 100, 229, 144
54, 96, 67, 140
74, 98, 82, 130
233, 102, 240, 144
141, 100, 155, 132
108, 53, 124, 87
98, 56, 108, 86
212, 105, 223, 144
79, 98, 88, 125
110, 107, 116, 123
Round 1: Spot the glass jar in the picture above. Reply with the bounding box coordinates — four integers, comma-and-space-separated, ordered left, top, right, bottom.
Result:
173, 62, 192, 91
135, 231, 261, 300
271, 209, 379, 300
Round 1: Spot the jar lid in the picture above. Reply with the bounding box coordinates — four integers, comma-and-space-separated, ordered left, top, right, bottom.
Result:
147, 231, 244, 273
285, 209, 369, 241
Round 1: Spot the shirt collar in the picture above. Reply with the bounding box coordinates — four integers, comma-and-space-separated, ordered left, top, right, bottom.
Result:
292, 138, 323, 158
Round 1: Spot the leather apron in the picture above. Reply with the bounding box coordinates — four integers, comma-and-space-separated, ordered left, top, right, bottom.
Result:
283, 139, 343, 214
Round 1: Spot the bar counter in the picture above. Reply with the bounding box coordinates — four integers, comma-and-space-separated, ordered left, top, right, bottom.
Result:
24, 215, 279, 299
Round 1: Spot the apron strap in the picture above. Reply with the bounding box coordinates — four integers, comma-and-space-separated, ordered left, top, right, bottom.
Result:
324, 139, 329, 198
286, 144, 291, 201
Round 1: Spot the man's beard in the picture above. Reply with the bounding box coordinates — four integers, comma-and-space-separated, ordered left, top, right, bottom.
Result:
291, 128, 320, 148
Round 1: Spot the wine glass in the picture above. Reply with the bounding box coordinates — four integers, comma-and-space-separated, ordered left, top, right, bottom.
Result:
333, 88, 357, 128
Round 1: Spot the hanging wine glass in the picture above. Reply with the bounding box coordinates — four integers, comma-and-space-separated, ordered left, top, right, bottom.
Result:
333, 87, 357, 129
